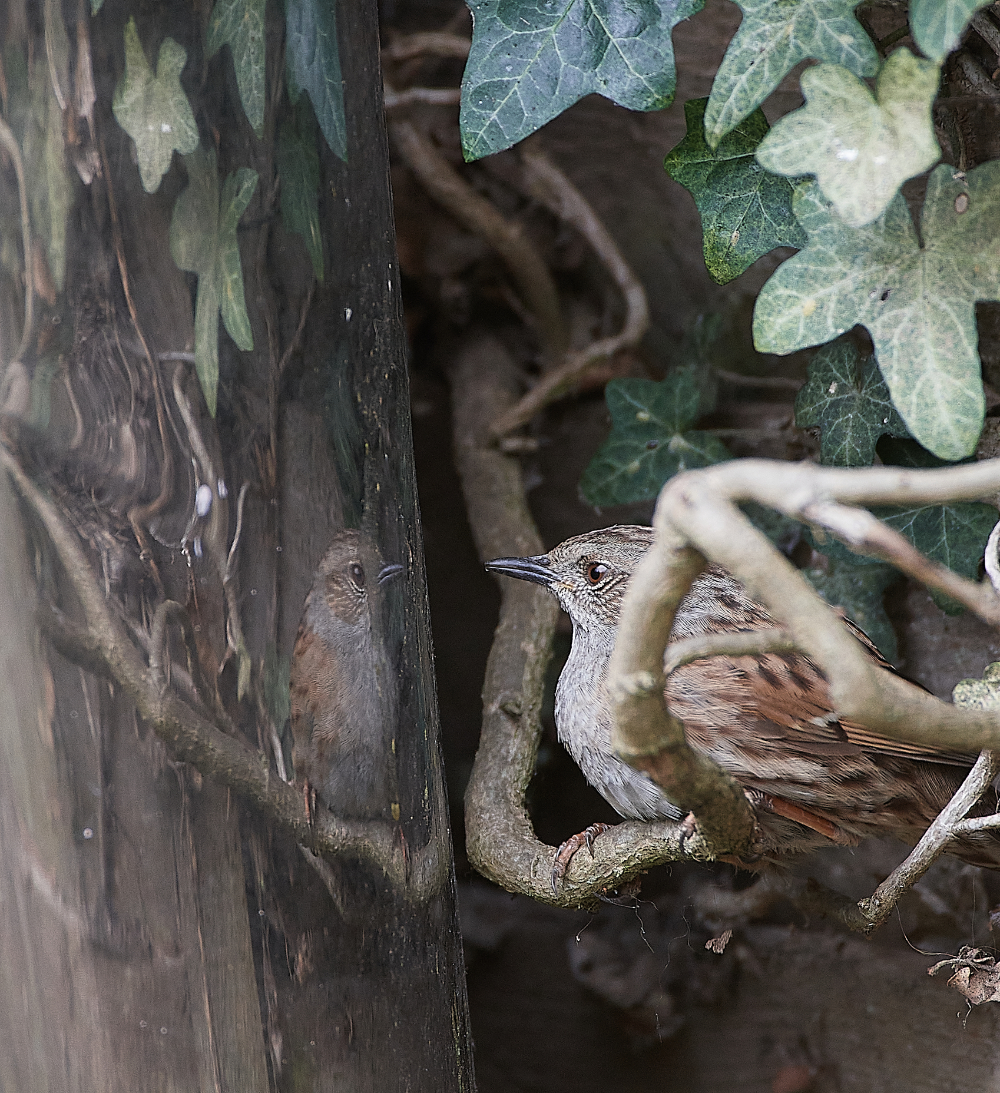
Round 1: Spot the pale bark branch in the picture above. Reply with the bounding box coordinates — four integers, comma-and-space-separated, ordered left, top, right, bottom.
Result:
382, 32, 471, 63
858, 750, 1000, 932
604, 456, 1000, 932
455, 332, 694, 907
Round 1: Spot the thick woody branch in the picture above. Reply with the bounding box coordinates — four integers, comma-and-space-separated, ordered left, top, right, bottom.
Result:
488, 143, 651, 439
606, 456, 1000, 930
389, 118, 568, 361
1, 443, 444, 902
454, 332, 691, 906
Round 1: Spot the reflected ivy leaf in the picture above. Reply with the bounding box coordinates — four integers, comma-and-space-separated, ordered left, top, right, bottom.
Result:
756, 50, 940, 228
579, 372, 730, 507
460, 0, 704, 161
664, 97, 805, 284
112, 18, 198, 193
206, 0, 266, 134
910, 0, 992, 62
795, 338, 909, 466
753, 164, 1000, 461
704, 0, 878, 148
285, 0, 347, 161
278, 100, 324, 279
169, 148, 258, 415
21, 63, 73, 293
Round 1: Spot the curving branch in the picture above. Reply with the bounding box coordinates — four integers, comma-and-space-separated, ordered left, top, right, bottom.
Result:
604, 456, 1000, 930
488, 142, 651, 440
388, 117, 568, 362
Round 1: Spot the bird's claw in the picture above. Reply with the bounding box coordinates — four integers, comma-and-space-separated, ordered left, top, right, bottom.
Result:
550, 822, 613, 892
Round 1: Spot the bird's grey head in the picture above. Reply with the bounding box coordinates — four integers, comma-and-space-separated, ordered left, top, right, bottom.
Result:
486, 525, 654, 631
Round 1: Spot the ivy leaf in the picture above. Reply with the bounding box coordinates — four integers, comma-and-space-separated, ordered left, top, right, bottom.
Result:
206, 0, 266, 135
756, 49, 940, 229
910, 0, 992, 62
805, 556, 899, 661
459, 0, 704, 162
112, 19, 199, 193
169, 148, 258, 415
753, 163, 1000, 461
704, 0, 878, 149
795, 338, 909, 466
877, 502, 996, 581
285, 0, 347, 162
278, 99, 323, 280
664, 97, 806, 284
579, 372, 730, 507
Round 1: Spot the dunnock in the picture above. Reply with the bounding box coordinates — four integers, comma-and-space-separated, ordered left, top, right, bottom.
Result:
487, 525, 1000, 878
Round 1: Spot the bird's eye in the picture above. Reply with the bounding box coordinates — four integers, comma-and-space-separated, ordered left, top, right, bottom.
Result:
585, 562, 609, 585
349, 562, 365, 590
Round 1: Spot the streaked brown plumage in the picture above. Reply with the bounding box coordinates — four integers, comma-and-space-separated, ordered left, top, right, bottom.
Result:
290, 530, 402, 821
486, 525, 1000, 869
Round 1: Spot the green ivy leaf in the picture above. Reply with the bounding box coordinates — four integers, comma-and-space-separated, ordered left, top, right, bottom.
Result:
795, 338, 909, 466
664, 97, 806, 284
910, 0, 992, 62
756, 50, 940, 229
459, 0, 704, 162
704, 0, 878, 149
753, 163, 1000, 461
169, 148, 258, 415
278, 100, 324, 280
285, 0, 347, 161
805, 556, 899, 661
877, 501, 996, 582
206, 0, 266, 135
112, 19, 199, 193
579, 372, 730, 506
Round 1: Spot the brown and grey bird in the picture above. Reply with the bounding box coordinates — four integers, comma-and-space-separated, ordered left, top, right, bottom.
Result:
486, 525, 1000, 872
291, 529, 403, 821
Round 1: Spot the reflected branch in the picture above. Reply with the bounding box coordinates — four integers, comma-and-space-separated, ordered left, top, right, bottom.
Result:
1, 441, 445, 903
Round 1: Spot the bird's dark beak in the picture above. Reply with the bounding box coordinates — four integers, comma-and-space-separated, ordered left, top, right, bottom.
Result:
485, 554, 554, 587
377, 563, 405, 585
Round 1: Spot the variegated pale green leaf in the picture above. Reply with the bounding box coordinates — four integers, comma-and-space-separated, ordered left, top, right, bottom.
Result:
206, 0, 266, 134
704, 0, 878, 148
756, 50, 940, 228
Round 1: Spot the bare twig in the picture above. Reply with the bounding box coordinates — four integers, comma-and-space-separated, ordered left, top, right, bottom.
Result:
382, 32, 471, 63
714, 366, 802, 392
600, 457, 1000, 931
488, 143, 650, 439
0, 116, 34, 365
384, 86, 461, 110
857, 750, 1000, 932
389, 117, 568, 362
663, 627, 797, 677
